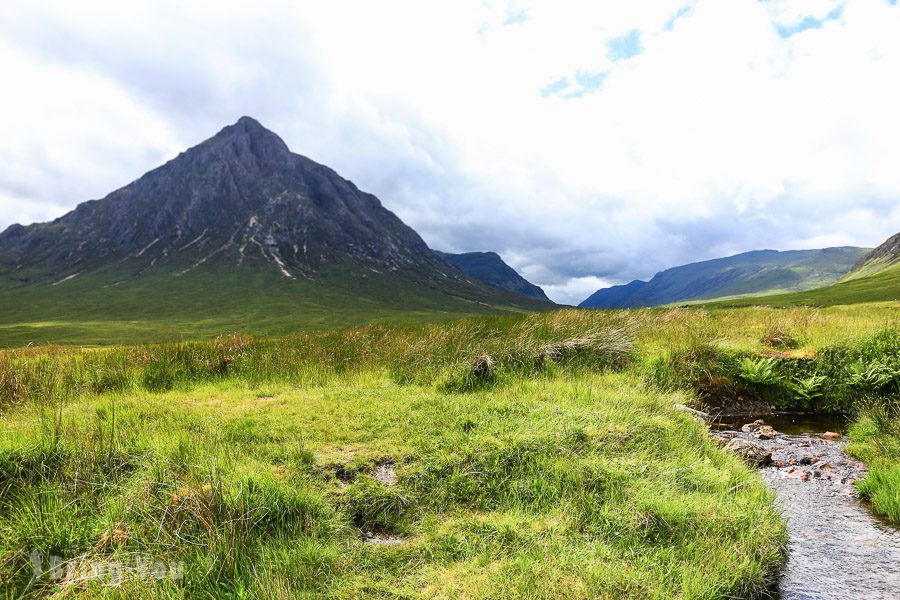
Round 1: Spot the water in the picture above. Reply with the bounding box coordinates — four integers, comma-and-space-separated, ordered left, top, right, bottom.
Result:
765, 463, 900, 599
714, 413, 848, 436
714, 415, 900, 599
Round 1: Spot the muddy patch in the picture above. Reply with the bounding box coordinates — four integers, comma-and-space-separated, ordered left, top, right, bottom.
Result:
372, 459, 397, 486
361, 531, 405, 546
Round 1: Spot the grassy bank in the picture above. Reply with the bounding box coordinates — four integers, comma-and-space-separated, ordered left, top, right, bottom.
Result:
847, 408, 900, 523
0, 305, 897, 597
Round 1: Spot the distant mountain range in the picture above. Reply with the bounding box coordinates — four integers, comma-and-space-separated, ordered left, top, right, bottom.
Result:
435, 251, 550, 302
0, 117, 549, 345
712, 231, 900, 307
579, 247, 870, 309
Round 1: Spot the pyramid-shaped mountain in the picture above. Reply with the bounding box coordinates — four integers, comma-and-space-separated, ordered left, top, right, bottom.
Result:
2, 117, 462, 280
0, 118, 548, 345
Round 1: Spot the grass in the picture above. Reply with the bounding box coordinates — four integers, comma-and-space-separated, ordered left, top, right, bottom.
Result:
0, 264, 550, 347
0, 374, 786, 598
847, 402, 900, 523
709, 262, 900, 307
1, 304, 897, 411
0, 305, 898, 597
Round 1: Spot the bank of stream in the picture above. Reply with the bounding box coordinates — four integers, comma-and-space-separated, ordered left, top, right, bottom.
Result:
713, 415, 900, 599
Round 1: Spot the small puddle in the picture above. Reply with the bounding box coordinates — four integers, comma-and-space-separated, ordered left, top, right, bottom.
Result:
714, 414, 900, 599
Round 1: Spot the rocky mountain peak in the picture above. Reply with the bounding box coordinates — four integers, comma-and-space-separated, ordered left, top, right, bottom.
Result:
0, 117, 457, 285
163, 116, 292, 179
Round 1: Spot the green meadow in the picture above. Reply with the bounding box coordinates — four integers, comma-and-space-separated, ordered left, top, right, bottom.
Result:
0, 266, 548, 348
1, 305, 898, 598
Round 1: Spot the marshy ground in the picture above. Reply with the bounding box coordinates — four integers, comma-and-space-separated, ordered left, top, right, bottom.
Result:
0, 306, 897, 598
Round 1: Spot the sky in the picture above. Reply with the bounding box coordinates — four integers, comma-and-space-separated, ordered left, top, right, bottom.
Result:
1, 0, 899, 305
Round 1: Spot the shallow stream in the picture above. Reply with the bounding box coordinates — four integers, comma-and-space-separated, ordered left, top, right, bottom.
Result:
714, 415, 900, 599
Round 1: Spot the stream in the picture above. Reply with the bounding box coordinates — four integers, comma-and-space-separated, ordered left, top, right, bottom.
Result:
713, 415, 900, 599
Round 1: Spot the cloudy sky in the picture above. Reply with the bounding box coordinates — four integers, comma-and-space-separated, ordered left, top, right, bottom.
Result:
2, 0, 899, 304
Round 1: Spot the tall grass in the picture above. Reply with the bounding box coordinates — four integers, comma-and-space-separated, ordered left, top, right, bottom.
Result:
3, 305, 896, 415
1, 311, 640, 412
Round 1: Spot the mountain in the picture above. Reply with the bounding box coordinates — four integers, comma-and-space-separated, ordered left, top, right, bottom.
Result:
0, 117, 548, 345
715, 232, 899, 307
1, 116, 451, 280
435, 251, 551, 302
842, 231, 900, 281
579, 247, 870, 309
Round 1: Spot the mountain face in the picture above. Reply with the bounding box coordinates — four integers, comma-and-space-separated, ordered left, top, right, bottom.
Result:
0, 117, 458, 283
0, 117, 548, 345
435, 251, 551, 302
579, 247, 870, 309
843, 231, 900, 281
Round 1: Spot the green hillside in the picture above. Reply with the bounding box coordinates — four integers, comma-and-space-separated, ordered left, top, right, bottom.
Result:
841, 231, 900, 282
710, 260, 900, 307
711, 231, 900, 308
0, 265, 546, 347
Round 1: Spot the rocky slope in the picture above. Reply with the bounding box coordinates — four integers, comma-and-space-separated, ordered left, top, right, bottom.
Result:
0, 117, 466, 285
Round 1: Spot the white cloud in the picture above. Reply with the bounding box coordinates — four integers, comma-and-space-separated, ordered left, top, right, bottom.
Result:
0, 0, 898, 305
542, 276, 618, 306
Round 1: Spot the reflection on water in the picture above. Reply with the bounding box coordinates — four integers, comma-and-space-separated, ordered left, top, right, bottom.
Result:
714, 413, 848, 436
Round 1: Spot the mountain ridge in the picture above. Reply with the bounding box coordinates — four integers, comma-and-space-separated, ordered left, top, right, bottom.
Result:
579, 246, 870, 308
435, 251, 551, 302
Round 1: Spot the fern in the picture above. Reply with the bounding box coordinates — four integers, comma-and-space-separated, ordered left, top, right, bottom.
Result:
738, 357, 782, 386
790, 374, 828, 402
847, 360, 896, 392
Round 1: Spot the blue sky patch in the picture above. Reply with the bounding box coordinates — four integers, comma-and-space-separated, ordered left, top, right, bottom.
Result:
773, 4, 844, 37
504, 3, 528, 26
567, 70, 609, 97
542, 71, 608, 99
607, 30, 643, 61
540, 77, 570, 97
665, 4, 694, 30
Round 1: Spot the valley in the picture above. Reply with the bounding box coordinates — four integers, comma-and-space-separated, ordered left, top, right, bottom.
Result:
0, 118, 897, 598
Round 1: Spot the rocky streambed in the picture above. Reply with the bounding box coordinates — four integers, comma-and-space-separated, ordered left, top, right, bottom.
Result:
713, 418, 900, 599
